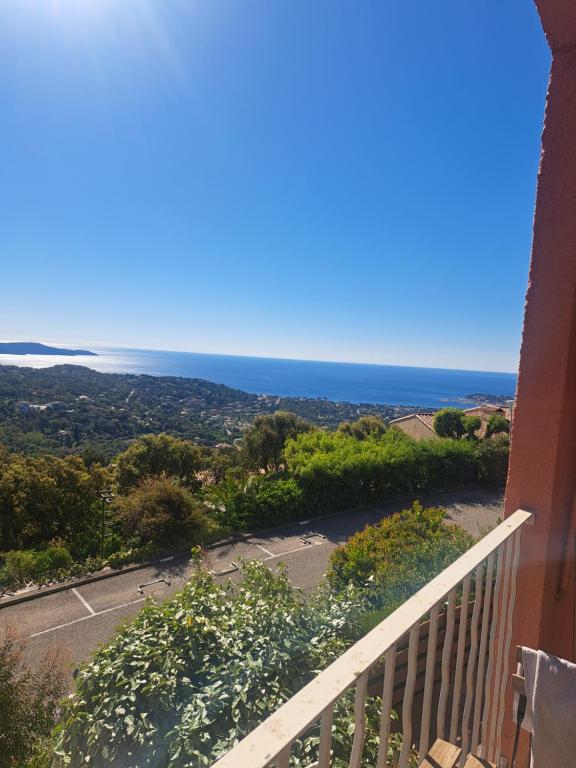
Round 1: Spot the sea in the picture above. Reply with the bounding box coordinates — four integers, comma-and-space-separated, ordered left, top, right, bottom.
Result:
0, 347, 518, 410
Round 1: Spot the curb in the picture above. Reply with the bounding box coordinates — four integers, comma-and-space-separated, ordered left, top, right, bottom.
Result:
0, 553, 191, 610
0, 482, 501, 610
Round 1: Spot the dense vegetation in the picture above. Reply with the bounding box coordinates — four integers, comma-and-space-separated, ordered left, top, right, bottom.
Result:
0, 365, 418, 457
0, 406, 509, 594
0, 628, 67, 768
53, 499, 474, 768
53, 561, 417, 768
0, 367, 511, 766
328, 501, 474, 616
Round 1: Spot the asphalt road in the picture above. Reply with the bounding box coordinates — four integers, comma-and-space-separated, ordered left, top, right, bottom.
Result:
0, 487, 503, 678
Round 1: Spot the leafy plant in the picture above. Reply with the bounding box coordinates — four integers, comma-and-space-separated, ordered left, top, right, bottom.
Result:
114, 477, 221, 549
54, 561, 369, 768
0, 627, 67, 768
328, 502, 475, 616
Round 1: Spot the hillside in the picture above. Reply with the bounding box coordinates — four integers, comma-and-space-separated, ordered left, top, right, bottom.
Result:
0, 364, 421, 457
0, 342, 97, 356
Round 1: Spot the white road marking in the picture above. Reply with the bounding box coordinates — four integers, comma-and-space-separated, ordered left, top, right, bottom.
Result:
254, 543, 275, 557
264, 541, 323, 562
72, 588, 96, 615
30, 597, 147, 638
159, 555, 174, 562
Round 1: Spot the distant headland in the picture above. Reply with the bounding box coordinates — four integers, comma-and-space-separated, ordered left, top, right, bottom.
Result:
0, 342, 97, 357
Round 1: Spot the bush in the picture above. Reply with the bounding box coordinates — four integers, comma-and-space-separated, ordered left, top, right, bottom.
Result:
475, 433, 510, 485
0, 627, 67, 768
283, 430, 477, 516
485, 413, 510, 438
54, 561, 369, 767
1, 550, 38, 586
205, 474, 304, 531
327, 502, 475, 614
115, 477, 220, 549
33, 545, 73, 585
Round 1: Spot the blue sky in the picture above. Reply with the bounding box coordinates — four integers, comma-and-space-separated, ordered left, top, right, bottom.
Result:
0, 0, 549, 373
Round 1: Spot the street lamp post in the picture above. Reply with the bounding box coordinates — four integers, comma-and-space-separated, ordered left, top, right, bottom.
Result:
99, 490, 115, 556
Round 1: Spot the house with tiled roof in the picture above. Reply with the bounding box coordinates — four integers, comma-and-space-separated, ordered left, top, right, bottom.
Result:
389, 403, 511, 441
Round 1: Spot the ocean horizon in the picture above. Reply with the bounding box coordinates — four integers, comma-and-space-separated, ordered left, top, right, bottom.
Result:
0, 346, 518, 410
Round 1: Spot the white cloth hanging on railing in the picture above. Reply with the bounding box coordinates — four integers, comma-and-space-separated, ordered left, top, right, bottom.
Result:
521, 647, 576, 768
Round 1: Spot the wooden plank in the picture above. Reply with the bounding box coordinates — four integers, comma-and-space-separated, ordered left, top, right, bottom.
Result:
419, 738, 461, 768
463, 755, 496, 768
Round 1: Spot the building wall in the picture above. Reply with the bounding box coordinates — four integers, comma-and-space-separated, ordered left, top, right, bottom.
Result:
502, 1, 576, 760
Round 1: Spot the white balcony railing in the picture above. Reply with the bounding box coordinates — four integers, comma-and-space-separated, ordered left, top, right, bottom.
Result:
213, 509, 532, 768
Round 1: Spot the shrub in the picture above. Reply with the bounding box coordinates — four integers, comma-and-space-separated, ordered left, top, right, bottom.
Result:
284, 431, 477, 516
337, 415, 387, 440
0, 627, 67, 768
115, 477, 220, 549
205, 474, 304, 531
475, 433, 510, 485
54, 561, 369, 767
485, 413, 510, 438
1, 550, 38, 585
327, 502, 475, 614
33, 545, 73, 585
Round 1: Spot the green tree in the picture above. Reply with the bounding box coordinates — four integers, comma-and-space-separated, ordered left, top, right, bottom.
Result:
462, 415, 482, 440
243, 411, 313, 471
337, 415, 387, 440
433, 408, 465, 438
116, 434, 203, 492
485, 413, 510, 438
114, 477, 218, 549
0, 453, 107, 553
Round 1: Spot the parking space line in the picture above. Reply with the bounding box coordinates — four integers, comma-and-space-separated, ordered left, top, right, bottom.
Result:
254, 543, 275, 557
264, 542, 323, 562
30, 597, 147, 638
72, 588, 96, 615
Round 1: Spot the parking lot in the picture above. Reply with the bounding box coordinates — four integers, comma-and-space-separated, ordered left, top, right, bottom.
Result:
0, 487, 503, 678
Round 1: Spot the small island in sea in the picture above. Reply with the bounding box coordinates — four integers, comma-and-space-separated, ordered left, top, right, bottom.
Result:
0, 342, 97, 357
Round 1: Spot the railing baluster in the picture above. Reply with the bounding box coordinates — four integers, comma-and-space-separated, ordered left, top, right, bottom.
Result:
318, 704, 334, 768
450, 573, 471, 744
437, 587, 456, 740
212, 511, 533, 768
399, 623, 420, 768
481, 540, 507, 758
460, 564, 484, 765
495, 528, 522, 762
488, 538, 513, 761
376, 645, 396, 768
418, 603, 440, 761
348, 671, 369, 768
472, 553, 495, 754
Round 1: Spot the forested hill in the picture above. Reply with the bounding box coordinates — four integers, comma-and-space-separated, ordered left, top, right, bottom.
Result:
0, 365, 420, 457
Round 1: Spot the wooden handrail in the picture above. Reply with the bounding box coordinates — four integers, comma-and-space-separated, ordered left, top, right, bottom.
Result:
213, 509, 533, 768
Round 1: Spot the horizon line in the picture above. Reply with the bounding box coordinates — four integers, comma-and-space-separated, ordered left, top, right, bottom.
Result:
0, 338, 519, 377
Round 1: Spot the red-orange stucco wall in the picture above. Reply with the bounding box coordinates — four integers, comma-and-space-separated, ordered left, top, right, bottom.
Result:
501, 0, 576, 761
